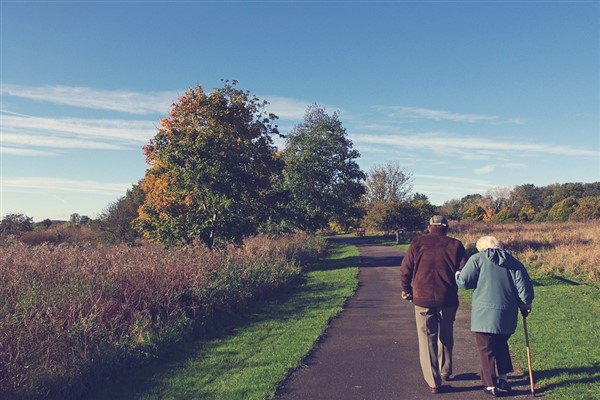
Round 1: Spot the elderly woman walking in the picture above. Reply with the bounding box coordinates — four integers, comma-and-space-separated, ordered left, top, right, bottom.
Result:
455, 236, 534, 397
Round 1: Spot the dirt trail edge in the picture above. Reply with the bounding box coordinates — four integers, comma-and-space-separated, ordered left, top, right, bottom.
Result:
275, 236, 533, 400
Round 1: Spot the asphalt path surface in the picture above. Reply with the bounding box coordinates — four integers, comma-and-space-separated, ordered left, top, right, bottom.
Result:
275, 236, 534, 399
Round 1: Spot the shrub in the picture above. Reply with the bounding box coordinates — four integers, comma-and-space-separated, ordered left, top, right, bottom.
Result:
569, 196, 600, 221
0, 232, 325, 399
0, 213, 33, 237
547, 196, 578, 221
19, 230, 60, 245
492, 207, 515, 223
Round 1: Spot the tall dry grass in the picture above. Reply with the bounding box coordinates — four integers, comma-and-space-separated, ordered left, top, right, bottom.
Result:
449, 221, 600, 285
0, 232, 326, 400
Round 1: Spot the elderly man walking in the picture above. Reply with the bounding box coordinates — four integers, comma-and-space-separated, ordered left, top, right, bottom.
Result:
400, 215, 467, 394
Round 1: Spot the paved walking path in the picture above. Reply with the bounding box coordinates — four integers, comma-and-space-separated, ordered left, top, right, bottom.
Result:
275, 237, 533, 399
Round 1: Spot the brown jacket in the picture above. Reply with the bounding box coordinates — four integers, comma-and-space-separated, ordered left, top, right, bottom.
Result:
400, 231, 467, 308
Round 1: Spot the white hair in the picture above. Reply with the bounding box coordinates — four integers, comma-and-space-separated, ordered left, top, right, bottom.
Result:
476, 235, 502, 252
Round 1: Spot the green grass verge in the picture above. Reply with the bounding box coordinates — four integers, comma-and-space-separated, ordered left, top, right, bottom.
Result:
511, 281, 600, 399
88, 239, 359, 400
461, 276, 600, 400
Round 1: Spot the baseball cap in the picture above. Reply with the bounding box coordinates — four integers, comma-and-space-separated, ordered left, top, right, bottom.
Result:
429, 215, 448, 226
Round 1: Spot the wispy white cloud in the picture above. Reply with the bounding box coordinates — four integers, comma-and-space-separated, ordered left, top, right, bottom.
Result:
2, 132, 126, 150
1, 112, 155, 153
1, 84, 321, 121
263, 96, 310, 120
263, 96, 345, 123
2, 177, 130, 195
473, 163, 526, 175
474, 165, 495, 175
4, 114, 155, 142
350, 132, 598, 158
416, 174, 495, 187
1, 84, 178, 115
0, 147, 56, 156
379, 106, 500, 123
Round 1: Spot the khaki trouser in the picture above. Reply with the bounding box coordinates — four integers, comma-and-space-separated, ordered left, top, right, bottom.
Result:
414, 305, 457, 388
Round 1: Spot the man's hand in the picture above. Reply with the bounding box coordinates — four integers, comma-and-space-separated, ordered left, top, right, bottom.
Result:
401, 290, 413, 302
520, 304, 532, 318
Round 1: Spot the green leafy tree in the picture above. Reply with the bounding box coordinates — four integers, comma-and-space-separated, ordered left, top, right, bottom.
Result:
437, 198, 462, 221
363, 162, 413, 203
135, 81, 282, 248
282, 105, 365, 232
99, 182, 145, 244
383, 201, 423, 232
362, 164, 431, 240
547, 196, 578, 221
33, 218, 53, 231
517, 200, 537, 221
363, 200, 390, 231
363, 180, 434, 242
492, 207, 515, 223
511, 184, 543, 217
462, 204, 486, 221
582, 182, 600, 197
541, 183, 583, 212
69, 213, 81, 225
411, 193, 437, 225
0, 213, 33, 237
372, 197, 432, 242
569, 196, 600, 221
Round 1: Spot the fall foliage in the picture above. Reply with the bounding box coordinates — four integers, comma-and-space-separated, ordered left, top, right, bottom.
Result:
135, 81, 282, 248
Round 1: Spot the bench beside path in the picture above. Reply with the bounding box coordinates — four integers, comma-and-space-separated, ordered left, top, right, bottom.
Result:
275, 236, 532, 399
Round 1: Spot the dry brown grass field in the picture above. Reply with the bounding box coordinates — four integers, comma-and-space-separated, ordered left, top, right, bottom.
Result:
449, 221, 600, 286
0, 233, 326, 399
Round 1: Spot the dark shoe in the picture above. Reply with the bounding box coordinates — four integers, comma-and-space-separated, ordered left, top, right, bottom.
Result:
442, 374, 452, 382
483, 387, 498, 397
497, 379, 512, 392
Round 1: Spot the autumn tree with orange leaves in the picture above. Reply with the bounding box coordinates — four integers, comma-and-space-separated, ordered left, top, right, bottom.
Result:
135, 81, 283, 248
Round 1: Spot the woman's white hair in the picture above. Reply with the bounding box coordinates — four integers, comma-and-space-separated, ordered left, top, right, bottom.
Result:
476, 235, 502, 252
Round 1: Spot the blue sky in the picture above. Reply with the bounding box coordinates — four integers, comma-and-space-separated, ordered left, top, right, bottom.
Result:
1, 1, 599, 221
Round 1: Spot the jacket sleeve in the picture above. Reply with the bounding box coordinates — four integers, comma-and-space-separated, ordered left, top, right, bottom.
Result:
456, 256, 479, 290
457, 243, 467, 270
400, 245, 415, 292
511, 260, 535, 305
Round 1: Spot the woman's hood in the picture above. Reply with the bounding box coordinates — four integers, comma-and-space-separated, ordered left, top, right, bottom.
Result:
483, 248, 509, 266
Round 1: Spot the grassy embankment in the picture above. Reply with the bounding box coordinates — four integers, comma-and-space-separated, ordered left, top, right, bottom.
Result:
377, 221, 600, 399
87, 239, 360, 400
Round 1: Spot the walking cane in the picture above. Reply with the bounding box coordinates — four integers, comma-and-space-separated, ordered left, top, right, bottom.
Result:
523, 315, 535, 397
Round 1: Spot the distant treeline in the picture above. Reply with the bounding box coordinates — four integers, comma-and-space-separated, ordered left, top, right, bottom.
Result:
1, 181, 598, 248
437, 182, 600, 223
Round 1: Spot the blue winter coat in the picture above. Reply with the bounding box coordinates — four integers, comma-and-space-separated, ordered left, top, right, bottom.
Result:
456, 248, 534, 335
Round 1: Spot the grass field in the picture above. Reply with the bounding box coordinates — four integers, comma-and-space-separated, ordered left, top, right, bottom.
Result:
87, 240, 360, 400
509, 279, 600, 399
